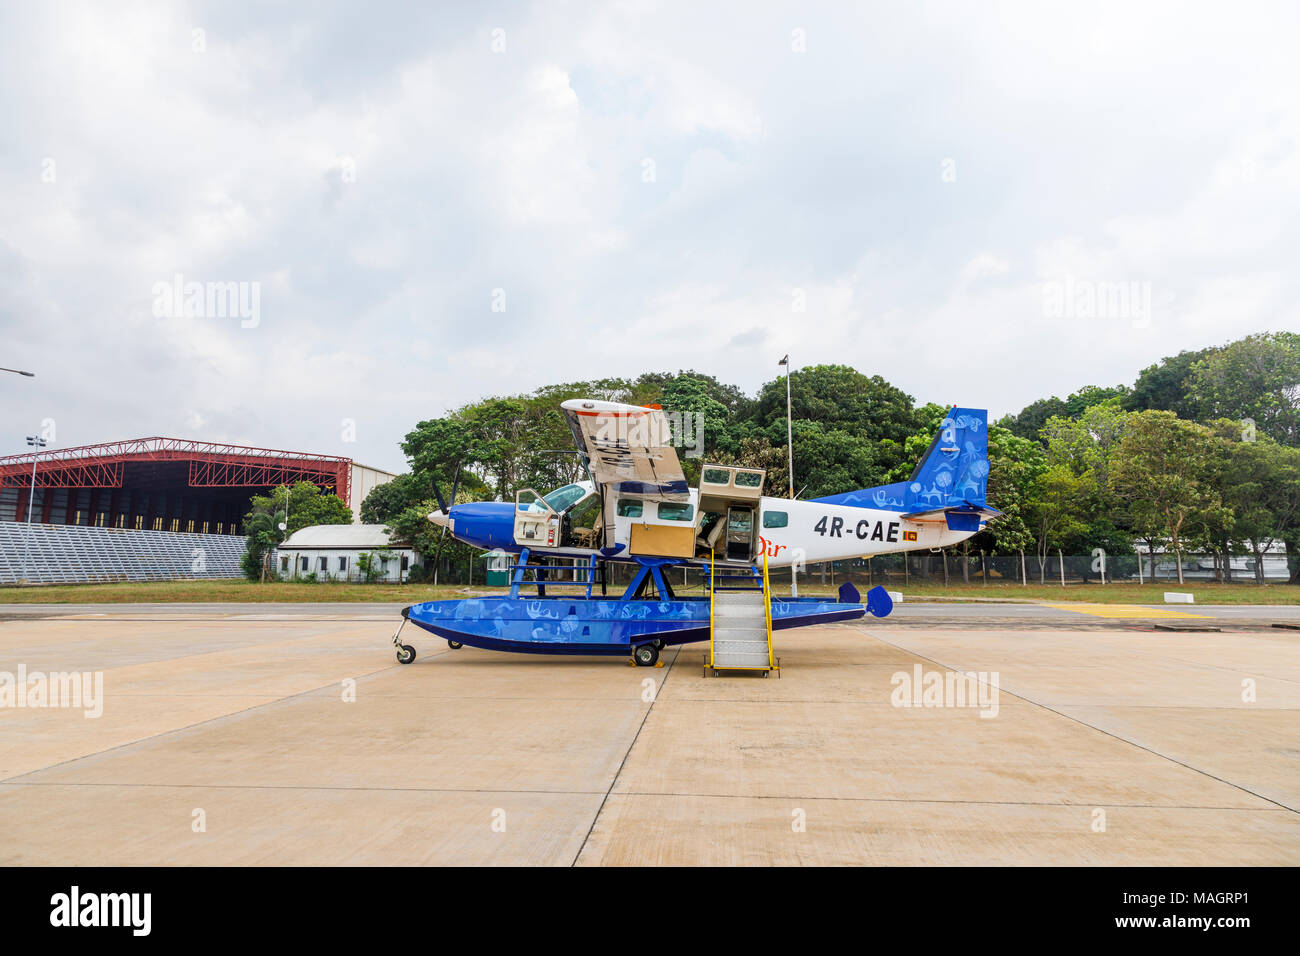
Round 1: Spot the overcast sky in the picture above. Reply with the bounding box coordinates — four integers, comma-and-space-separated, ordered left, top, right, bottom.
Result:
2, 0, 1297, 473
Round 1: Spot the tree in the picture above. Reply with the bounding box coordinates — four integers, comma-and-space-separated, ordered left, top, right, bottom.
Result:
1187, 332, 1300, 446
659, 373, 740, 478
1126, 347, 1216, 419
751, 365, 919, 455
240, 482, 352, 582
356, 548, 396, 583
1000, 385, 1128, 443
359, 474, 424, 524
262, 482, 353, 536
998, 396, 1069, 442
1040, 402, 1133, 561
1024, 464, 1091, 582
239, 505, 282, 582
1223, 439, 1300, 584
1109, 412, 1223, 584
971, 423, 1045, 559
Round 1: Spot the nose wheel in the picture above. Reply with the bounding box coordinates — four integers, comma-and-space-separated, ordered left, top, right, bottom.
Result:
396, 644, 416, 665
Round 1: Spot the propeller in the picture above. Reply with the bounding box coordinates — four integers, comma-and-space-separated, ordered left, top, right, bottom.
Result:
430, 460, 462, 588
430, 459, 462, 515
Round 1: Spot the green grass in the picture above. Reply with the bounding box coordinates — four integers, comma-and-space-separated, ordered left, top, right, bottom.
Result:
1, 577, 1297, 605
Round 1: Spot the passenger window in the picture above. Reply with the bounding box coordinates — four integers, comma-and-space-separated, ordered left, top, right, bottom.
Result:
617, 499, 643, 518
658, 502, 695, 522
763, 511, 788, 528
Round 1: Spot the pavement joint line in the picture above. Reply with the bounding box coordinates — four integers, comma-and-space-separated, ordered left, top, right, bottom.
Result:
95, 693, 690, 702
0, 627, 407, 677
572, 645, 680, 866
1161, 655, 1300, 687
598, 697, 1298, 710
0, 654, 446, 786
867, 631, 1300, 816
0, 780, 1288, 813
0, 781, 609, 796
607, 791, 1297, 811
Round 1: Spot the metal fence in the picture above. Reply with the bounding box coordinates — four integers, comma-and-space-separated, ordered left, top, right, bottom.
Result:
0, 522, 247, 585
445, 550, 1298, 592
791, 551, 1297, 588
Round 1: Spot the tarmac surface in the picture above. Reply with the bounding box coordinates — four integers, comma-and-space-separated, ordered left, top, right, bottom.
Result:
1, 601, 1297, 865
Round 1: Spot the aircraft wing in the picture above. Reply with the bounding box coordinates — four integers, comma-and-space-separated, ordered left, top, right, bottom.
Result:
560, 399, 690, 502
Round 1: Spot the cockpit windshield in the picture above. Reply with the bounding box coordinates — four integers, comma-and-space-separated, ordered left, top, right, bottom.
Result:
542, 483, 589, 513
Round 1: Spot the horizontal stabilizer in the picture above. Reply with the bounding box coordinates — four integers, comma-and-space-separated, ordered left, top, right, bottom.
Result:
902, 502, 1004, 521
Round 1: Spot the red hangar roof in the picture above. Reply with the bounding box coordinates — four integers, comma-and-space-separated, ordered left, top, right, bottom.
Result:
0, 437, 352, 504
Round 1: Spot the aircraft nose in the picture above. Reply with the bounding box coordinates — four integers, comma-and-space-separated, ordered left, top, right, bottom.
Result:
427, 509, 453, 531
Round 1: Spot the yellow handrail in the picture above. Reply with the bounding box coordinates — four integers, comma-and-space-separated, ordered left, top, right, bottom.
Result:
708, 551, 716, 668
761, 549, 774, 668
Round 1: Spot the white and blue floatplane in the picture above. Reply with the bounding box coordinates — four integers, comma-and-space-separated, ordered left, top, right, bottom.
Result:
392, 399, 997, 667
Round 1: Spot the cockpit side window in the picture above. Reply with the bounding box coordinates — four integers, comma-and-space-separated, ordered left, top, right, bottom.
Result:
616, 499, 643, 518
657, 502, 694, 522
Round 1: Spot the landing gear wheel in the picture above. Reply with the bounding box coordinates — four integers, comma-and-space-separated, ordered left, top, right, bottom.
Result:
653, 639, 665, 650
396, 644, 417, 665
447, 641, 463, 649
633, 643, 660, 667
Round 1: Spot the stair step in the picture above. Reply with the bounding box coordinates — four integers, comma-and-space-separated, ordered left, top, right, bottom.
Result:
713, 651, 772, 667
714, 613, 765, 628
714, 640, 769, 652
714, 590, 765, 604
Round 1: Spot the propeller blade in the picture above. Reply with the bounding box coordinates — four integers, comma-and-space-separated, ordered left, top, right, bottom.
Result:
448, 460, 461, 512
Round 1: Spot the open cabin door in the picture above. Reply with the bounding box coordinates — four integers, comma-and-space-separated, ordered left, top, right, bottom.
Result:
696, 464, 765, 562
512, 489, 560, 549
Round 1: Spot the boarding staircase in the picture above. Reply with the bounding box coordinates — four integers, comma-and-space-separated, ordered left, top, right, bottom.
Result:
707, 550, 777, 676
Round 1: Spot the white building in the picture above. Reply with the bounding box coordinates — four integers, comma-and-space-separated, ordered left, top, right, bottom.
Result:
1138, 541, 1292, 582
276, 523, 420, 583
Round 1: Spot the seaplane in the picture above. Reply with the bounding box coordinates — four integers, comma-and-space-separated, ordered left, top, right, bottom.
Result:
391, 398, 997, 670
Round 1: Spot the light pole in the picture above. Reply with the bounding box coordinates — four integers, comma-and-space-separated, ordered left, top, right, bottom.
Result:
277, 485, 290, 581
21, 435, 47, 585
778, 355, 797, 597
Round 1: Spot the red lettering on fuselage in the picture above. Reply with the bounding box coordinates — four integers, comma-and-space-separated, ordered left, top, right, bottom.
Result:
757, 535, 786, 558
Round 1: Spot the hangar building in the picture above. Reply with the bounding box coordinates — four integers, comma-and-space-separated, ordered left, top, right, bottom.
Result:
0, 438, 398, 585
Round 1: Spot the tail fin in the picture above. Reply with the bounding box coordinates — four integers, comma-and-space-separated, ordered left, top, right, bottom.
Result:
813, 407, 992, 522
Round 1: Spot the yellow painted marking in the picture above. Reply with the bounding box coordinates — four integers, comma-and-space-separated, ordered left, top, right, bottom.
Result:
1044, 603, 1209, 619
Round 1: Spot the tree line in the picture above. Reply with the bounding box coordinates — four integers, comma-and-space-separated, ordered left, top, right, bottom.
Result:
355, 330, 1300, 586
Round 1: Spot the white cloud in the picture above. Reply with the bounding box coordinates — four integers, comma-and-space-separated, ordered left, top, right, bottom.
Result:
2, 0, 1298, 471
